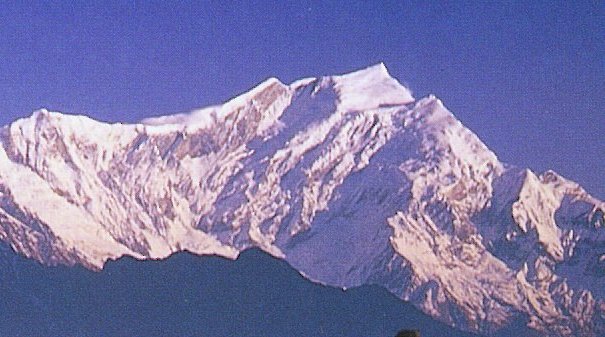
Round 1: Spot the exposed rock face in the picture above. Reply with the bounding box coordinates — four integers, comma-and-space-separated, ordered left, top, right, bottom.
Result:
0, 64, 603, 336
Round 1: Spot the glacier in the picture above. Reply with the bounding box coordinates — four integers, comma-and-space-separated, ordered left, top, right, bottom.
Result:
0, 63, 603, 336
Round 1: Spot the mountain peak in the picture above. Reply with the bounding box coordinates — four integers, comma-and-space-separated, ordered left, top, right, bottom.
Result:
328, 63, 414, 112
31, 108, 50, 118
336, 62, 390, 80
0, 66, 603, 337
14, 108, 54, 126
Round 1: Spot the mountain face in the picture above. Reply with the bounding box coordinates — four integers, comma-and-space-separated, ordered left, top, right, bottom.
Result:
0, 64, 603, 337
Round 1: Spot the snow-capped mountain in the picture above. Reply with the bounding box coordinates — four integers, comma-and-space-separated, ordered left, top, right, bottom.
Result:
0, 64, 603, 337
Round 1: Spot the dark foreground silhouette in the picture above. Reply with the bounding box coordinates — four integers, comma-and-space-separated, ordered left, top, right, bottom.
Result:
396, 329, 420, 337
0, 245, 493, 337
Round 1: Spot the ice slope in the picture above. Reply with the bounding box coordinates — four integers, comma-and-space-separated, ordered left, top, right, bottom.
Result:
0, 64, 603, 336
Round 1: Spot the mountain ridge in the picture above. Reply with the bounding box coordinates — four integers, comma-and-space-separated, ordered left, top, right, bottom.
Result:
0, 64, 603, 336
0, 243, 488, 337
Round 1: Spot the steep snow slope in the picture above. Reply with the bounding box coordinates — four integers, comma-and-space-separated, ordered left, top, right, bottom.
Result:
0, 64, 603, 337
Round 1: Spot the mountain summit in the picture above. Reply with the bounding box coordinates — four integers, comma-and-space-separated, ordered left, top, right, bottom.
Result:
0, 64, 603, 336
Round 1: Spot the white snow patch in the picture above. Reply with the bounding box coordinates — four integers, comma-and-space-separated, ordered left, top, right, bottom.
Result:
331, 63, 414, 112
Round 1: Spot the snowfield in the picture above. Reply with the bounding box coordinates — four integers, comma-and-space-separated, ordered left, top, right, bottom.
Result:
0, 64, 603, 336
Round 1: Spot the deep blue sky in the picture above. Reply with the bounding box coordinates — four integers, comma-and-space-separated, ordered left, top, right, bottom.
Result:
0, 1, 603, 198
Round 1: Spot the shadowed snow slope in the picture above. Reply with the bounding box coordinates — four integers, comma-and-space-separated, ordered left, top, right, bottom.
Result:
0, 64, 603, 337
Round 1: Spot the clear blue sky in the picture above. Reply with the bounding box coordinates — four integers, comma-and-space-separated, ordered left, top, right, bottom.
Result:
0, 1, 603, 198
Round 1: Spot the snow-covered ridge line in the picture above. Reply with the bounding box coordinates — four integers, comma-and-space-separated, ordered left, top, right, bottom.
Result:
0, 64, 603, 337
